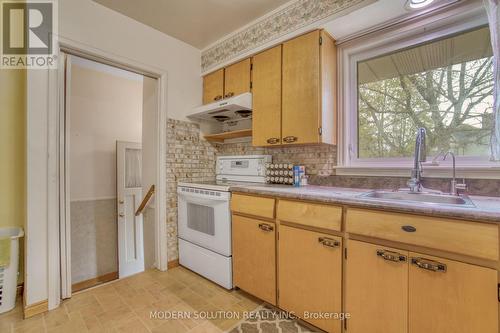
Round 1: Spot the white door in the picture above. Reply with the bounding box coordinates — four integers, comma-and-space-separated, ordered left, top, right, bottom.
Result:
117, 141, 145, 277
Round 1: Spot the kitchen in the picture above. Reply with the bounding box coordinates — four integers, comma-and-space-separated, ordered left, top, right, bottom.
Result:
1, 0, 500, 332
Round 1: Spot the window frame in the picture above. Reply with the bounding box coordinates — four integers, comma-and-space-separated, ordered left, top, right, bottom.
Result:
337, 3, 500, 178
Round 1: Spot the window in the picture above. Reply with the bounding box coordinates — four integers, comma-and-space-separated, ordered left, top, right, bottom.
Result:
357, 26, 494, 161
339, 12, 500, 176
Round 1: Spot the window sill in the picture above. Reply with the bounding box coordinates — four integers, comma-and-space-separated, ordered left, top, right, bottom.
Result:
334, 165, 500, 179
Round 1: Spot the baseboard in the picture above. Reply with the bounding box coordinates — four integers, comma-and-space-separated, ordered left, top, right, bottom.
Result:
71, 271, 118, 293
167, 259, 179, 269
24, 299, 48, 319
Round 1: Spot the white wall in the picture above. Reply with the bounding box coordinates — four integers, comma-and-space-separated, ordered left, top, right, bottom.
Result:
70, 58, 143, 201
26, 0, 201, 307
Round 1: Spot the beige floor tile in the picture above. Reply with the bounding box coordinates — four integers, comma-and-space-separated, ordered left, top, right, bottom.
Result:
79, 313, 104, 332
44, 311, 87, 333
150, 320, 189, 333
63, 293, 100, 314
175, 289, 208, 310
187, 321, 223, 333
94, 293, 128, 312
133, 307, 164, 330
113, 315, 150, 333
206, 292, 241, 310
96, 304, 134, 329
12, 314, 45, 333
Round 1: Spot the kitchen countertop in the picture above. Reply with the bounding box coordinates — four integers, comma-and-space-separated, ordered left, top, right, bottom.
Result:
229, 184, 500, 223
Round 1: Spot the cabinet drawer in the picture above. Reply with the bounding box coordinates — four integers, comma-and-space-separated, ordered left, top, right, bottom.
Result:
277, 200, 342, 231
346, 209, 499, 261
231, 194, 275, 219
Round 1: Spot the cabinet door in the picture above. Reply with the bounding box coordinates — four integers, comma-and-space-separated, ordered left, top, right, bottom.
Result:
203, 69, 224, 104
224, 58, 251, 98
252, 46, 282, 146
346, 240, 408, 333
232, 215, 276, 305
409, 253, 498, 333
282, 30, 320, 145
279, 225, 342, 333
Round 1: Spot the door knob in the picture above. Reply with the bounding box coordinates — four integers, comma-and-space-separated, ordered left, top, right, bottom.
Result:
119, 213, 125, 218
119, 200, 124, 204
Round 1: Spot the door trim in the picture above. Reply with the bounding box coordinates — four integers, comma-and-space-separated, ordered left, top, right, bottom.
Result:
47, 37, 169, 310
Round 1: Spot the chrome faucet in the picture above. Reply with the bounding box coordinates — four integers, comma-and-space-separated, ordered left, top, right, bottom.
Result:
407, 128, 427, 192
442, 151, 467, 195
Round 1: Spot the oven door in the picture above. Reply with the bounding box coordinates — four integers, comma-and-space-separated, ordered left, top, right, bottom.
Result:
177, 188, 231, 257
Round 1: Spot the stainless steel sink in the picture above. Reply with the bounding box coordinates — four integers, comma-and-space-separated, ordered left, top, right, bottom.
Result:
359, 190, 476, 208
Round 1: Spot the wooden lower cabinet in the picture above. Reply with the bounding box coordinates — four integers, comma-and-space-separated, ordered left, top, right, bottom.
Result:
278, 225, 342, 333
409, 252, 498, 333
346, 240, 498, 333
232, 214, 276, 305
346, 240, 409, 333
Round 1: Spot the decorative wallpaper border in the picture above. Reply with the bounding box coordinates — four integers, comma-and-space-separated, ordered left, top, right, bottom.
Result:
201, 0, 375, 72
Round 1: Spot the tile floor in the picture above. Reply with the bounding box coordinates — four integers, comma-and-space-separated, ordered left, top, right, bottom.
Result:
0, 266, 263, 333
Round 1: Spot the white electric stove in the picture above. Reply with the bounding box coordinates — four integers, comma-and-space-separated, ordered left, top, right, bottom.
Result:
177, 155, 271, 289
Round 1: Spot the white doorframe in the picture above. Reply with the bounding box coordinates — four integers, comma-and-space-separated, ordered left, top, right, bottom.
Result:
48, 37, 169, 309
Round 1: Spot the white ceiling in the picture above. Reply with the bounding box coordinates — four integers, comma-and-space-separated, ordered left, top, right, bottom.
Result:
92, 0, 291, 49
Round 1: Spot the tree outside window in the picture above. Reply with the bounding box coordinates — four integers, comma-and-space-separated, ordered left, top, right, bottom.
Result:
357, 26, 494, 160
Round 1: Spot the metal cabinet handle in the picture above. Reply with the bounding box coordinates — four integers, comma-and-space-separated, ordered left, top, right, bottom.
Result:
224, 92, 234, 98
376, 249, 407, 262
411, 257, 447, 272
401, 225, 416, 232
283, 136, 298, 143
214, 95, 223, 101
318, 237, 340, 248
258, 223, 274, 232
266, 137, 280, 144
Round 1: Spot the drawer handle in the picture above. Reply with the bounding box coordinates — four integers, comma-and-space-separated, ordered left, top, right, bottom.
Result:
411, 257, 447, 273
258, 223, 274, 232
224, 92, 234, 98
283, 136, 298, 143
318, 237, 340, 248
376, 249, 407, 262
402, 225, 416, 232
266, 137, 280, 144
214, 95, 223, 101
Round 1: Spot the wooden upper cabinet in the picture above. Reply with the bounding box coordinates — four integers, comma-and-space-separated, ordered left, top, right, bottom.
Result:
282, 30, 320, 144
252, 46, 282, 146
346, 240, 409, 333
279, 226, 342, 333
224, 58, 251, 98
409, 253, 498, 333
282, 30, 336, 145
202, 69, 224, 104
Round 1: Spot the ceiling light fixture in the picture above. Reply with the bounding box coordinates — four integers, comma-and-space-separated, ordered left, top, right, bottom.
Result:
406, 0, 435, 10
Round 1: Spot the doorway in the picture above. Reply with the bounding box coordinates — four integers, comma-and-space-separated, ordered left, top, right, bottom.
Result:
62, 54, 159, 294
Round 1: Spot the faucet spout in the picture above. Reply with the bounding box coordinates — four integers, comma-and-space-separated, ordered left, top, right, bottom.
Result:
408, 128, 427, 192
443, 151, 463, 195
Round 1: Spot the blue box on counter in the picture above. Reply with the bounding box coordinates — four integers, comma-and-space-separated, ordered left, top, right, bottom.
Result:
293, 165, 305, 187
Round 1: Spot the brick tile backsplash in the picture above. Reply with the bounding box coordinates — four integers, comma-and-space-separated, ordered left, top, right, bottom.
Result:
165, 119, 499, 261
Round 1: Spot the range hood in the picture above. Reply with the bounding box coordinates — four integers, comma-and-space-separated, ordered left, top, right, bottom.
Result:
188, 92, 252, 122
